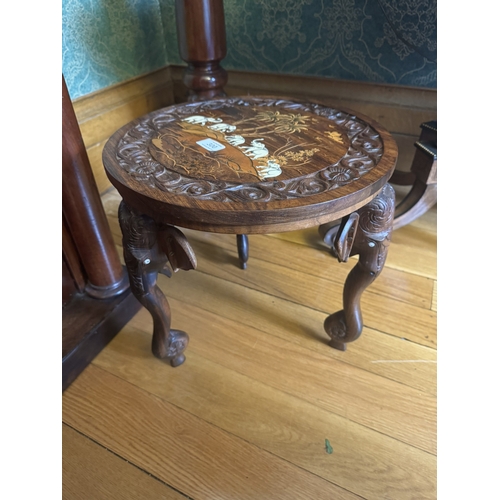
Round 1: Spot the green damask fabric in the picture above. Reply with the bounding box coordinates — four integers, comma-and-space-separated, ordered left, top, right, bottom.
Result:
63, 0, 436, 99
220, 0, 437, 87
62, 0, 169, 99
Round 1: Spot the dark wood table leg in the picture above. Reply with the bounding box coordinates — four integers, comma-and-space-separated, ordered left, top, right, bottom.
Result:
118, 202, 197, 367
236, 234, 249, 269
324, 184, 395, 351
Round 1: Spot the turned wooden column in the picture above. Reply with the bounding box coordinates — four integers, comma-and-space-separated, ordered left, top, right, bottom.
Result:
175, 0, 228, 101
62, 75, 128, 298
174, 0, 249, 266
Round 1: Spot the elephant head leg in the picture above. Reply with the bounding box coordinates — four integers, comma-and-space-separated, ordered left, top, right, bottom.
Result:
118, 201, 196, 367
325, 184, 395, 351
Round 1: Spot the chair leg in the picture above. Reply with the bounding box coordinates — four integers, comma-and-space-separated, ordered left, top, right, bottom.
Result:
389, 170, 416, 186
391, 141, 437, 230
392, 180, 437, 230
389, 121, 437, 230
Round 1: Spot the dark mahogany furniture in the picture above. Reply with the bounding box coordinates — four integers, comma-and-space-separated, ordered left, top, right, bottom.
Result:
390, 120, 437, 230
102, 96, 398, 366
320, 120, 437, 246
320, 121, 437, 247
62, 75, 141, 391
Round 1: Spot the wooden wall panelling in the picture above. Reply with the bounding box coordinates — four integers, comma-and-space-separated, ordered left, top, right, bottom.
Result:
72, 67, 176, 193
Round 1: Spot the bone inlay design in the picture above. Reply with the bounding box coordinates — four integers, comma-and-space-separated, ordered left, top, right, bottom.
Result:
114, 97, 384, 202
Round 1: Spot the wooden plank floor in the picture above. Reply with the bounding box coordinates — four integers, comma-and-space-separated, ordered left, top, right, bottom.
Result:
63, 187, 437, 500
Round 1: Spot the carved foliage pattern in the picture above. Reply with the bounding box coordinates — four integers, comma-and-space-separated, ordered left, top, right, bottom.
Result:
114, 97, 384, 202
118, 201, 159, 295
324, 184, 395, 348
355, 184, 395, 274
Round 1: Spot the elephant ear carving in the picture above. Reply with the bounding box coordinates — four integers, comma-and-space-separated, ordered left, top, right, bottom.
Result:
159, 226, 197, 272
333, 213, 359, 263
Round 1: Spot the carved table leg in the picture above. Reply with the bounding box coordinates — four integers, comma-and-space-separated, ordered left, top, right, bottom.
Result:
236, 234, 249, 269
118, 202, 197, 366
324, 184, 395, 351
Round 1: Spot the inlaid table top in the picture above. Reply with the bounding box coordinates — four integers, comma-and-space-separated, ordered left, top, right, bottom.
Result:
103, 96, 398, 233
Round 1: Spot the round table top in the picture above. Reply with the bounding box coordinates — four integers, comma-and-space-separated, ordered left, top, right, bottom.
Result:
103, 96, 398, 233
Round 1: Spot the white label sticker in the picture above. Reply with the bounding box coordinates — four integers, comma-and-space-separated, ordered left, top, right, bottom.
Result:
196, 138, 226, 152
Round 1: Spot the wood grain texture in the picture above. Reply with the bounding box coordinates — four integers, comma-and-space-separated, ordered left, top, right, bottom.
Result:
63, 365, 364, 500
387, 216, 437, 279
432, 281, 437, 312
102, 96, 398, 234
85, 141, 109, 194
126, 301, 436, 454
182, 228, 434, 308
163, 274, 437, 393
73, 67, 174, 130
63, 425, 186, 500
171, 66, 436, 140
159, 239, 436, 348
62, 289, 141, 391
265, 219, 436, 280
93, 323, 436, 500
72, 68, 175, 193
102, 187, 436, 393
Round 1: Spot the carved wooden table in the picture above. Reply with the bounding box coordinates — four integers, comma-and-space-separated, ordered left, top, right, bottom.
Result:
103, 96, 398, 367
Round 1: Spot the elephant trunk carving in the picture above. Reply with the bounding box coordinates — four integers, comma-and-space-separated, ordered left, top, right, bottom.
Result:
325, 184, 395, 350
118, 202, 197, 366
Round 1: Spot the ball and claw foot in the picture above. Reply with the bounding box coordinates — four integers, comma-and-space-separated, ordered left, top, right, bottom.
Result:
155, 329, 189, 368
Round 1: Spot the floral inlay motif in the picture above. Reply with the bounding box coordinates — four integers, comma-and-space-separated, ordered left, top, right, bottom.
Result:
148, 107, 329, 182
111, 97, 385, 203
325, 131, 344, 143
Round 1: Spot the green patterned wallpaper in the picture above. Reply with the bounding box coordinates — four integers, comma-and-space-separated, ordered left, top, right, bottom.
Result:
63, 0, 436, 100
